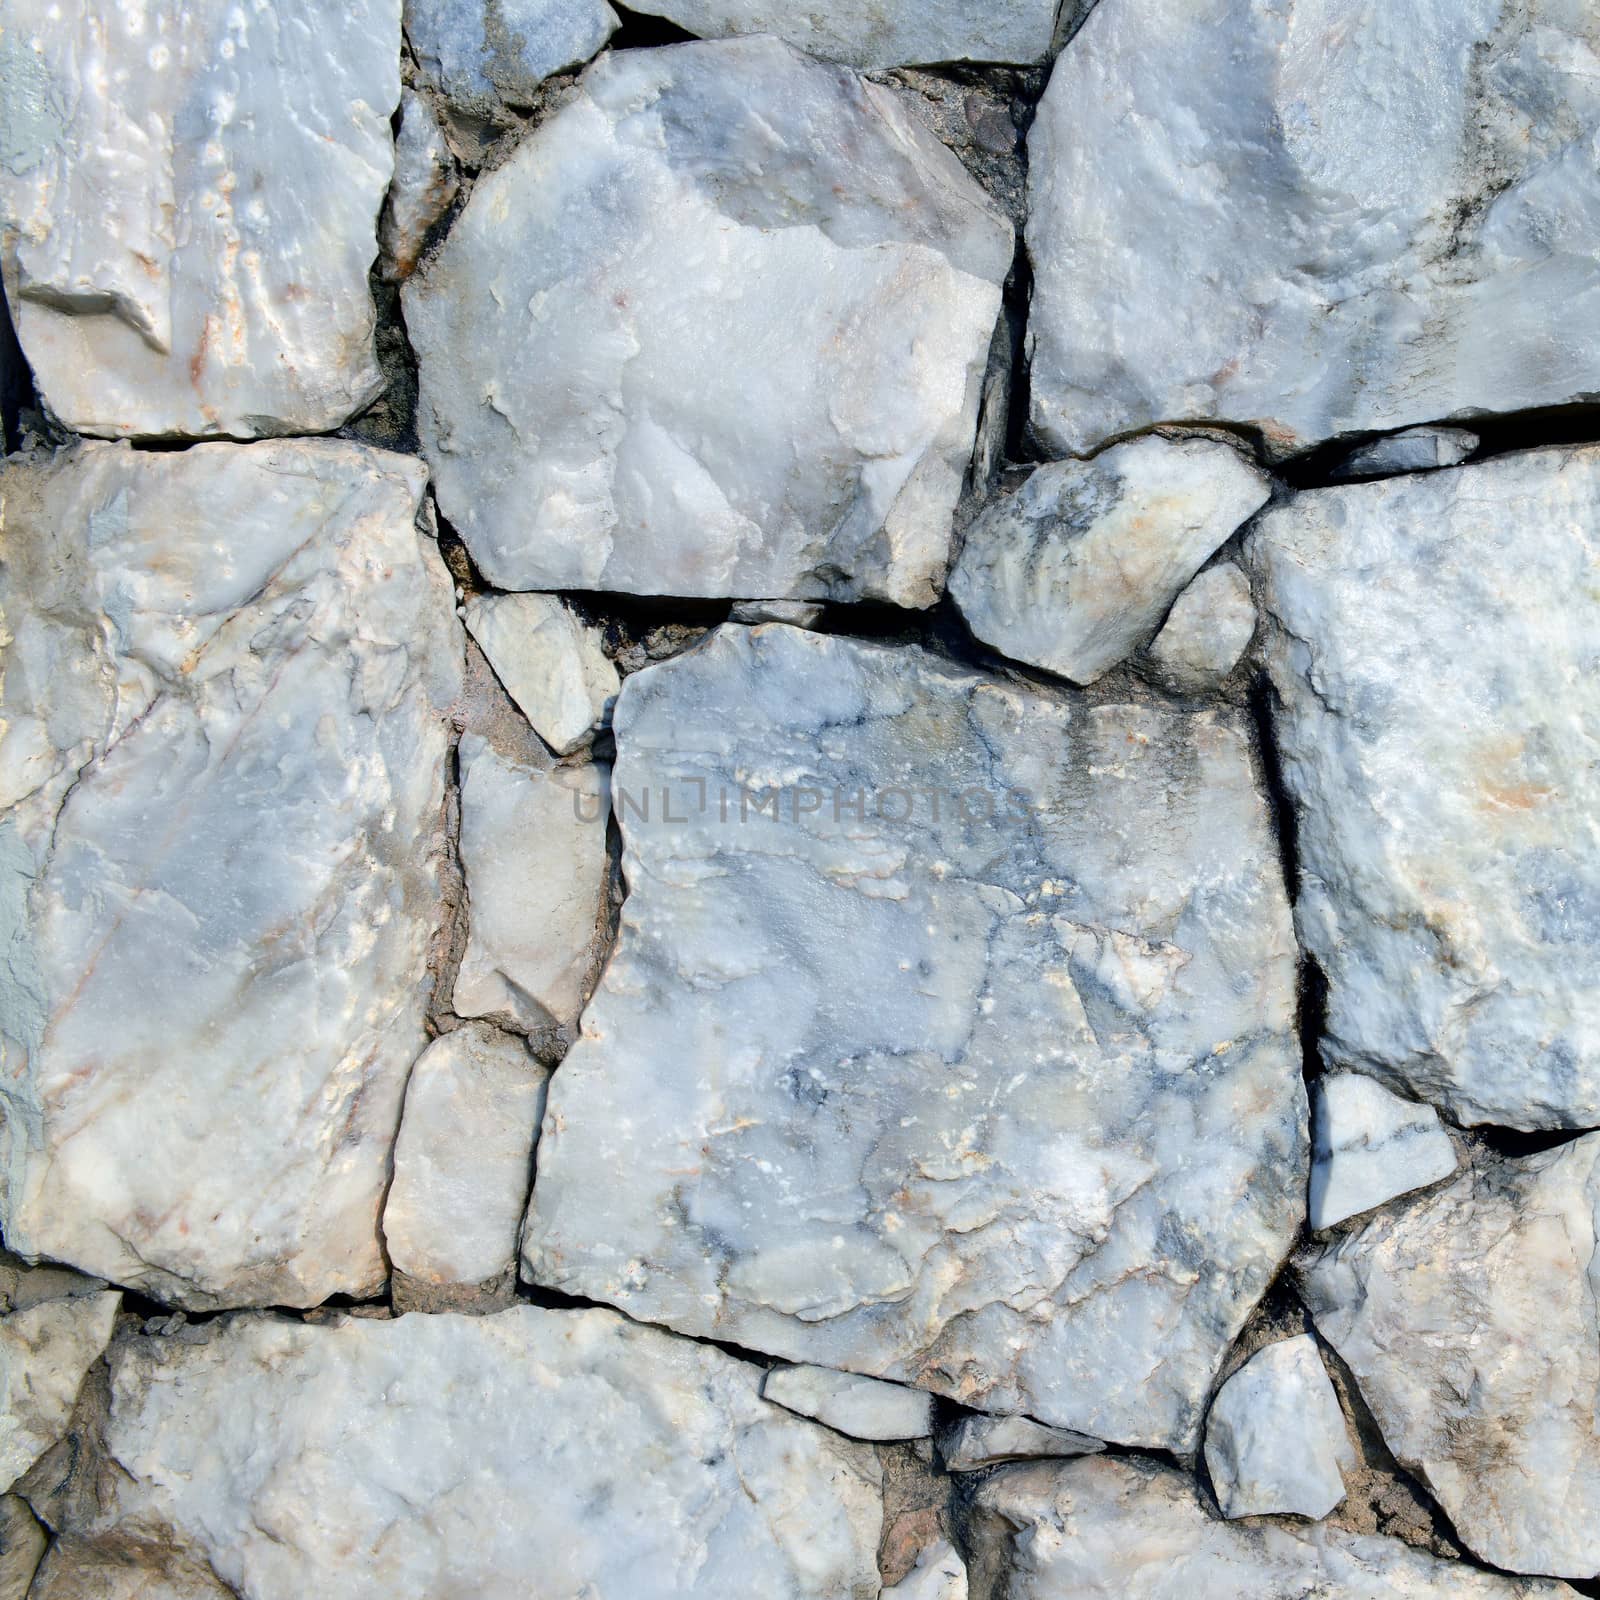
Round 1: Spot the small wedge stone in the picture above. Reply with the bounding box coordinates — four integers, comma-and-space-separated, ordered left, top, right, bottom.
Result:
762, 1366, 933, 1442
1310, 1074, 1459, 1231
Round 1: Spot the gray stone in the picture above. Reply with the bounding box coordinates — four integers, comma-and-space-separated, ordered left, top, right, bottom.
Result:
57, 1306, 883, 1599
0, 1, 401, 439
28, 1540, 234, 1600
1140, 563, 1256, 694
1203, 1334, 1354, 1521
381, 1025, 549, 1294
0, 441, 463, 1309
380, 90, 458, 283
621, 0, 1056, 69
1310, 1073, 1459, 1231
937, 1413, 1103, 1473
762, 1365, 933, 1441
1027, 0, 1600, 459
1249, 445, 1600, 1129
0, 1496, 44, 1600
452, 733, 611, 1034
406, 38, 1012, 605
729, 600, 827, 630
1329, 427, 1480, 482
524, 625, 1304, 1452
463, 592, 619, 756
972, 1456, 1578, 1598
1301, 1134, 1600, 1580
950, 437, 1269, 684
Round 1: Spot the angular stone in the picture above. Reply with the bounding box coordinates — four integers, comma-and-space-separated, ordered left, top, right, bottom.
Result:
938, 1413, 1103, 1473
1310, 1073, 1459, 1231
1249, 446, 1600, 1128
404, 0, 617, 118
622, 0, 1056, 69
28, 1540, 234, 1600
380, 90, 458, 284
452, 733, 610, 1034
730, 600, 827, 630
0, 1496, 44, 1600
0, 441, 462, 1308
1027, 0, 1600, 459
973, 1457, 1578, 1598
882, 1539, 967, 1600
1140, 563, 1256, 694
0, 1292, 119, 1492
1300, 1134, 1600, 1580
1329, 427, 1479, 483
463, 593, 619, 756
406, 38, 1012, 605
763, 1365, 933, 1442
1203, 1335, 1353, 1521
950, 437, 1269, 684
0, 1, 400, 439
524, 625, 1304, 1451
59, 1307, 883, 1599
382, 1024, 549, 1293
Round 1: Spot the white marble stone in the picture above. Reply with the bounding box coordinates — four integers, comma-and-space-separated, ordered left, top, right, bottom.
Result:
1301, 1133, 1600, 1580
463, 593, 619, 756
0, 1291, 119, 1492
950, 437, 1269, 684
380, 90, 458, 284
406, 38, 1012, 605
1249, 446, 1600, 1129
1141, 563, 1256, 694
1027, 0, 1600, 459
762, 1365, 933, 1441
60, 1306, 883, 1599
1203, 1334, 1354, 1521
524, 625, 1304, 1452
1329, 427, 1479, 482
938, 1413, 1103, 1473
623, 0, 1056, 69
382, 1024, 549, 1291
1310, 1073, 1459, 1231
974, 1456, 1578, 1598
453, 733, 611, 1034
0, 1, 400, 438
0, 441, 462, 1309
882, 1540, 967, 1600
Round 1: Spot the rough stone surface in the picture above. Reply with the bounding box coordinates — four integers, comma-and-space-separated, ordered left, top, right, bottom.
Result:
406, 38, 1013, 605
452, 733, 610, 1034
525, 624, 1304, 1452
1300, 1133, 1600, 1580
0, 1291, 119, 1492
28, 1541, 234, 1600
0, 1495, 43, 1600
938, 1413, 1103, 1473
381, 1024, 549, 1292
463, 592, 619, 755
730, 600, 827, 630
881, 1539, 967, 1600
763, 1365, 934, 1442
1203, 1334, 1354, 1521
972, 1457, 1578, 1598
1329, 427, 1479, 482
380, 89, 458, 284
624, 0, 1056, 69
59, 1307, 884, 1599
0, 1, 401, 439
1249, 446, 1600, 1129
950, 437, 1269, 684
0, 440, 462, 1309
1140, 563, 1256, 694
1027, 0, 1600, 459
1310, 1073, 1459, 1231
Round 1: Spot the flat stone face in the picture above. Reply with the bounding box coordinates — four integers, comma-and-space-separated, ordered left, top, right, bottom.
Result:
1310, 1073, 1458, 1231
452, 734, 611, 1034
949, 437, 1268, 685
382, 1025, 548, 1291
623, 0, 1057, 69
1141, 564, 1256, 695
406, 38, 1012, 605
1249, 446, 1600, 1129
1027, 0, 1600, 458
524, 625, 1304, 1451
63, 1307, 883, 1600
0, 1, 400, 439
1300, 1134, 1600, 1580
0, 441, 462, 1309
973, 1457, 1578, 1599
762, 1365, 933, 1442
1203, 1334, 1353, 1521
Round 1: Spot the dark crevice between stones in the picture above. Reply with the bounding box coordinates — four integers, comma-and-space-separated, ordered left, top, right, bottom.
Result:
0, 275, 38, 456
606, 4, 697, 49
1463, 1121, 1591, 1159
338, 268, 422, 457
